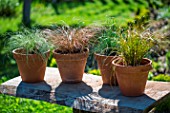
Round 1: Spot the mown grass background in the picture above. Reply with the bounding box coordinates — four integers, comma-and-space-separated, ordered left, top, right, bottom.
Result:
0, 0, 148, 34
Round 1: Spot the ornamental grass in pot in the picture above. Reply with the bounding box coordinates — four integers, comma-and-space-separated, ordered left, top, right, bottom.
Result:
93, 21, 119, 86
7, 30, 52, 83
112, 27, 154, 96
46, 26, 94, 83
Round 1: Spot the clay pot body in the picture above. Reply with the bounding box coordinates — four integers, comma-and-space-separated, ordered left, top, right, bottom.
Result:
95, 53, 118, 86
13, 49, 50, 83
112, 58, 152, 96
53, 49, 89, 83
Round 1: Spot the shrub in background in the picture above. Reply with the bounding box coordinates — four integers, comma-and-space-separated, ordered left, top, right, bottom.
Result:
88, 69, 101, 76
166, 51, 170, 73
152, 74, 170, 82
148, 72, 154, 80
0, 0, 19, 17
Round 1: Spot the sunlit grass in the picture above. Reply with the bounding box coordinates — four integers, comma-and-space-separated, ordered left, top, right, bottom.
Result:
0, 94, 72, 113
0, 0, 148, 34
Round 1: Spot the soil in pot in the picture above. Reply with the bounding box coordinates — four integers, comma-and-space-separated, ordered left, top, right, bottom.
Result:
112, 58, 152, 96
13, 49, 50, 83
53, 49, 89, 83
95, 53, 118, 86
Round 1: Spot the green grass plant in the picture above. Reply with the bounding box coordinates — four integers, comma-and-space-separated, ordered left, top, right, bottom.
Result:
7, 29, 52, 58
46, 25, 95, 54
92, 18, 119, 56
118, 27, 154, 66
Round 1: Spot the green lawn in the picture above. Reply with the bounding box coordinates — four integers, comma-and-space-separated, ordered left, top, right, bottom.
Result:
0, 0, 148, 34
0, 94, 72, 113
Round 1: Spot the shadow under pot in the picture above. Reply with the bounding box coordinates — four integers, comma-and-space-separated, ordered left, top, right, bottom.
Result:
95, 53, 118, 86
13, 48, 50, 83
53, 49, 89, 83
112, 58, 152, 96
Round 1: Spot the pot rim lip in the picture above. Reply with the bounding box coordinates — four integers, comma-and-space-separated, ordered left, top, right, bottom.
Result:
53, 48, 89, 55
112, 58, 152, 68
94, 53, 117, 58
12, 48, 50, 56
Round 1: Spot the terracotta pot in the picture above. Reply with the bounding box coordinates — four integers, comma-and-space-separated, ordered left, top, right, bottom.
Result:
95, 53, 118, 86
13, 48, 50, 83
53, 49, 89, 83
112, 58, 152, 96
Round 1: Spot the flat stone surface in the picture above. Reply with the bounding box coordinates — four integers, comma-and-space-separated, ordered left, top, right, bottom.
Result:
0, 67, 170, 113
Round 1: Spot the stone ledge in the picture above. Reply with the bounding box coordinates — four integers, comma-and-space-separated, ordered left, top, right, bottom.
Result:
0, 67, 170, 113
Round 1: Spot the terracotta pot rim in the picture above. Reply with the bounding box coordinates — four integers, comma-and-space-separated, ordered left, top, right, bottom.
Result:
12, 48, 50, 56
112, 58, 152, 68
53, 48, 89, 55
94, 53, 118, 58
53, 48, 89, 61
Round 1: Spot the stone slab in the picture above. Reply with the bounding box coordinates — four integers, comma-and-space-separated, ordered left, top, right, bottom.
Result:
0, 67, 170, 113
